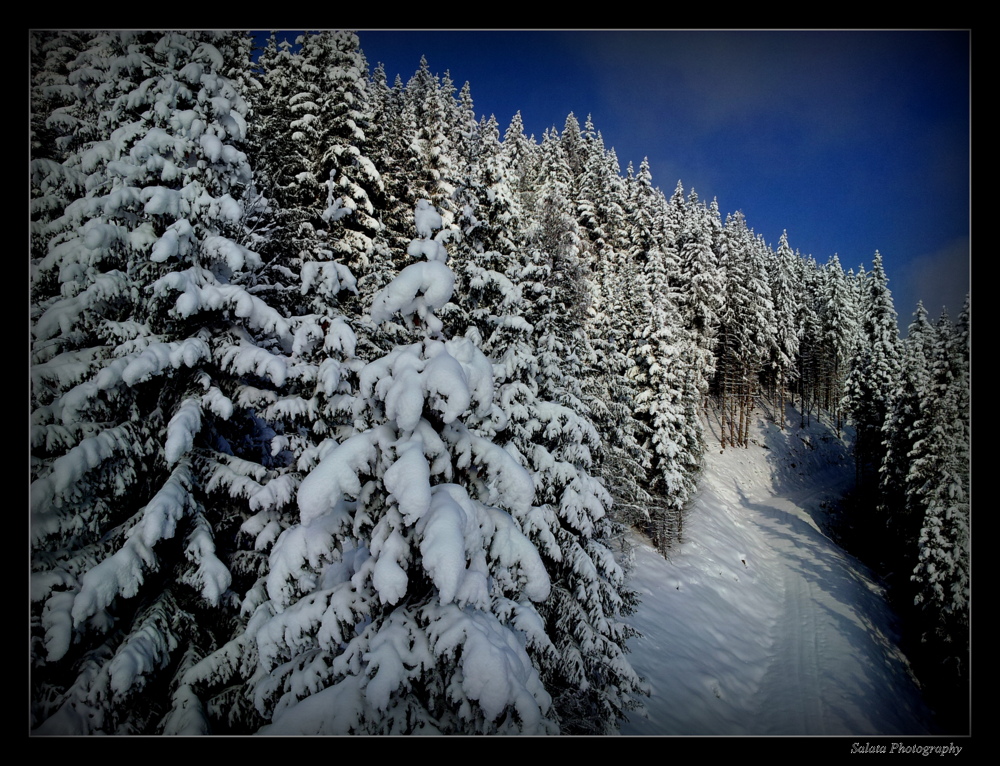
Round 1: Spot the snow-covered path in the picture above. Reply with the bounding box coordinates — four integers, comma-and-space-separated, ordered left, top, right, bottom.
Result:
620, 405, 937, 735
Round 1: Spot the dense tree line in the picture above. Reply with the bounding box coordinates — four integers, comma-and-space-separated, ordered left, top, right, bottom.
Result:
30, 30, 968, 734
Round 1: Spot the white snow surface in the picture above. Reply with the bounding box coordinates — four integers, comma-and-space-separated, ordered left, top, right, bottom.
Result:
620, 402, 938, 735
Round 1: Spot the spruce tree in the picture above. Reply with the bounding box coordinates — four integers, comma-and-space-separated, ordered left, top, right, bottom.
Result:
715, 212, 775, 448
201, 201, 558, 734
842, 252, 901, 490
819, 254, 859, 430
462, 122, 647, 731
501, 225, 648, 735
30, 31, 286, 734
622, 167, 701, 548
792, 255, 825, 425
878, 301, 935, 568
502, 110, 540, 218
400, 57, 460, 229
764, 231, 801, 406
909, 305, 970, 664
30, 30, 101, 263
574, 125, 652, 530
677, 193, 724, 401
252, 31, 380, 310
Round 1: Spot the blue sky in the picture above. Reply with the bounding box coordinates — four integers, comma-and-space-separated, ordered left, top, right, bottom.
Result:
267, 30, 970, 332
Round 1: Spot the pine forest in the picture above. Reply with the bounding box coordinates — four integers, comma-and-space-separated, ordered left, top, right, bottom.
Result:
29, 30, 970, 735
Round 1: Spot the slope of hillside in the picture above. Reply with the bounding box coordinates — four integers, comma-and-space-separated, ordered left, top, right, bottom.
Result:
620, 402, 938, 735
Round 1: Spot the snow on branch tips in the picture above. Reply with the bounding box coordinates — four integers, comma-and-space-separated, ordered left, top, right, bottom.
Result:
370, 200, 454, 337
246, 200, 560, 732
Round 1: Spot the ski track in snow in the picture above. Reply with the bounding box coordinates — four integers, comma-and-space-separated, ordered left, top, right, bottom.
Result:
620, 404, 937, 735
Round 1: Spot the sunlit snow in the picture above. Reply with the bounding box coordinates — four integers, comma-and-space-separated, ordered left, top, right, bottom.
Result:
620, 402, 937, 735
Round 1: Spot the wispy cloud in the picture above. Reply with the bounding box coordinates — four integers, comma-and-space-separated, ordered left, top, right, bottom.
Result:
895, 236, 971, 326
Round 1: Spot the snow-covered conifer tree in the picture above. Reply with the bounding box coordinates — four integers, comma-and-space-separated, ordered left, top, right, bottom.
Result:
30, 31, 289, 734
30, 32, 137, 266
621, 168, 702, 547
764, 231, 801, 406
818, 254, 859, 430
203, 201, 559, 734
400, 57, 461, 229
363, 63, 411, 271
792, 255, 825, 425
908, 303, 970, 665
676, 192, 724, 400
445, 110, 525, 346
252, 31, 380, 313
878, 301, 935, 560
715, 212, 775, 448
473, 130, 647, 731
503, 110, 540, 217
573, 127, 652, 530
842, 252, 901, 490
